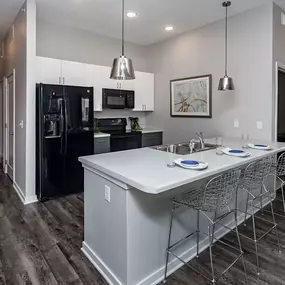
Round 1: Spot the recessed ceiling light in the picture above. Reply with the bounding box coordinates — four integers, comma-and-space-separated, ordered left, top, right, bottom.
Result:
165, 26, 174, 31
127, 12, 138, 18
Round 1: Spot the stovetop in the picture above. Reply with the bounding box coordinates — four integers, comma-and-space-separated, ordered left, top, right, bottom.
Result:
97, 118, 141, 137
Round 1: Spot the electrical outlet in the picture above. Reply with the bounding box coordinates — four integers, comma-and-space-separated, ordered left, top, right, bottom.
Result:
105, 185, 111, 202
234, 119, 239, 128
257, 121, 263, 130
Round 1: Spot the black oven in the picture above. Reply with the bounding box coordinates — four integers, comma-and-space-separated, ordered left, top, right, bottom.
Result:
102, 88, 135, 109
97, 118, 142, 152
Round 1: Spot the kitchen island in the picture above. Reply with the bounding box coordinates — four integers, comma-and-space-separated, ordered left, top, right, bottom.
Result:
79, 138, 285, 285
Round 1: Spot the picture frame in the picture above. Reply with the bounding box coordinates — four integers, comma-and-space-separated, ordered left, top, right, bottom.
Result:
170, 74, 212, 118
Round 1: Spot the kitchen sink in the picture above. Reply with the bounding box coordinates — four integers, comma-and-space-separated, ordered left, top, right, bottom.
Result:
150, 142, 218, 155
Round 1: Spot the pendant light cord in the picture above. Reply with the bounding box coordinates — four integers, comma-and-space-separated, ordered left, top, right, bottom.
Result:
225, 3, 228, 76
122, 0, 125, 56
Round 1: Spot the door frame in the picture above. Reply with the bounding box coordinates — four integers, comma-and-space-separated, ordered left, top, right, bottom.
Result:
5, 71, 15, 181
273, 61, 285, 142
0, 78, 5, 170
3, 77, 7, 174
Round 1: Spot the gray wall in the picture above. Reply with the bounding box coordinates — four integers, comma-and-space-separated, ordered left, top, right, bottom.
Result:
2, 3, 27, 193
145, 4, 274, 144
36, 20, 149, 72
0, 0, 36, 201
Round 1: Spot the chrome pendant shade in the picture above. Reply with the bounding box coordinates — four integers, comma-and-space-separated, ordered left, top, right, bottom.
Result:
218, 1, 234, 91
218, 75, 235, 91
110, 56, 135, 80
110, 0, 135, 80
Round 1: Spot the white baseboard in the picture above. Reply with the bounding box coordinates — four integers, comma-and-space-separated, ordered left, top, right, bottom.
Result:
83, 199, 271, 285
13, 182, 38, 205
13, 182, 25, 204
24, 195, 38, 205
82, 242, 123, 285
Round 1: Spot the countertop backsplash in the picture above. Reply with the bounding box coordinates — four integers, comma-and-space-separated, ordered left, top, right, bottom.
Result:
94, 110, 147, 130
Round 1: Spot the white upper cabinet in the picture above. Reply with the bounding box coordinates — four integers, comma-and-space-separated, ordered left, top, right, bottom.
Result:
61, 60, 98, 87
36, 57, 155, 112
133, 72, 154, 111
36, 57, 62, 85
119, 79, 134, 91
98, 66, 117, 90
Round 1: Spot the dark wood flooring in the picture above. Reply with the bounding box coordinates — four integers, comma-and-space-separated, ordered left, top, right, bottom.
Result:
1, 170, 285, 284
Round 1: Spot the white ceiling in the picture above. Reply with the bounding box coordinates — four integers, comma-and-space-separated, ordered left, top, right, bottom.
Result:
0, 0, 285, 45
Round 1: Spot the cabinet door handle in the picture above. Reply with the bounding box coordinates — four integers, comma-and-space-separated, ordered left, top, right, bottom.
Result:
145, 104, 147, 110
63, 77, 65, 85
59, 77, 61, 84
97, 140, 105, 143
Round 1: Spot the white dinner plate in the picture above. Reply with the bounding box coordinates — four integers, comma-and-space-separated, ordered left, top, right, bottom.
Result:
174, 159, 208, 170
247, 143, 272, 150
222, 148, 251, 158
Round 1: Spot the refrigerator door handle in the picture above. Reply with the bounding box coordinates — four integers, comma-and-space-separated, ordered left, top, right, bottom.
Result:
64, 99, 68, 155
59, 98, 65, 155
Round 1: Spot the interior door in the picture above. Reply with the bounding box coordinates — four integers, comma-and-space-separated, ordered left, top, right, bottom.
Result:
0, 80, 3, 167
7, 74, 14, 180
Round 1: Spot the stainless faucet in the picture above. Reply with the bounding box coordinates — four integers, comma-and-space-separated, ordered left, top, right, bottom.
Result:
196, 132, 205, 149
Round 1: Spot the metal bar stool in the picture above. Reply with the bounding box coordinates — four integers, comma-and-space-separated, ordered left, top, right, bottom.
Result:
238, 156, 281, 276
270, 152, 285, 217
164, 169, 248, 284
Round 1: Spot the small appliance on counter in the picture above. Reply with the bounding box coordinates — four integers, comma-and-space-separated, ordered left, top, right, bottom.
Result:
97, 118, 141, 152
102, 88, 134, 109
36, 83, 94, 201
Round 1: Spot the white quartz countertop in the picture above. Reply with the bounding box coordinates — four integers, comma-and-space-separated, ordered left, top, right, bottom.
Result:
79, 138, 285, 195
126, 127, 163, 133
94, 132, 110, 138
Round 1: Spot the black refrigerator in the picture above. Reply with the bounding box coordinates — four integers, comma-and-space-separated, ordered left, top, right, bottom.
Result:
36, 83, 94, 201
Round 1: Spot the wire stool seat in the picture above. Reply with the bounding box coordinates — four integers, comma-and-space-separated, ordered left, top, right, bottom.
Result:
163, 169, 248, 284
237, 155, 281, 276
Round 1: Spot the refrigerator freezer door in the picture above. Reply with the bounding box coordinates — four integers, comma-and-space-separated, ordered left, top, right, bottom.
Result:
36, 84, 66, 201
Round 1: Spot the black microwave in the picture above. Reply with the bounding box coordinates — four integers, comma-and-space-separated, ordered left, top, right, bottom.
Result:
102, 89, 135, 109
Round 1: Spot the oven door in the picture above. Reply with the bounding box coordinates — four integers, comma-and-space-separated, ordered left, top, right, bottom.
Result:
111, 134, 142, 152
103, 89, 126, 109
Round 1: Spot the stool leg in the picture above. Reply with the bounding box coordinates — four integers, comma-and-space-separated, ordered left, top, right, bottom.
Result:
196, 210, 200, 258
244, 192, 250, 226
234, 209, 249, 285
250, 200, 260, 275
260, 186, 264, 215
280, 184, 285, 216
270, 200, 281, 253
164, 203, 175, 283
208, 224, 215, 284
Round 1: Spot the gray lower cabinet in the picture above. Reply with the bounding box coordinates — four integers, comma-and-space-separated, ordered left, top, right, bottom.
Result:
94, 137, 110, 154
141, 132, 163, 148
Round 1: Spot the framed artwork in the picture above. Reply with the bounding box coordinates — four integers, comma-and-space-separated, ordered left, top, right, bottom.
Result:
170, 74, 212, 118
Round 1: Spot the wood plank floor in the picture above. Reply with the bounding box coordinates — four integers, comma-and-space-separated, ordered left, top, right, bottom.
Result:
1, 170, 285, 284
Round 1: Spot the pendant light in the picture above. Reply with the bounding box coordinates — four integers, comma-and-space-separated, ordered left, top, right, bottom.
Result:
110, 0, 135, 80
218, 1, 234, 91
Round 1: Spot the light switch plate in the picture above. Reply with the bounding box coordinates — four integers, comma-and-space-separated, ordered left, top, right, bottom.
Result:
234, 119, 239, 128
104, 185, 111, 202
257, 121, 263, 130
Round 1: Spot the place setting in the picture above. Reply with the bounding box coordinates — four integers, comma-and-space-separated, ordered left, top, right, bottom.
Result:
218, 134, 273, 158
174, 159, 208, 170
